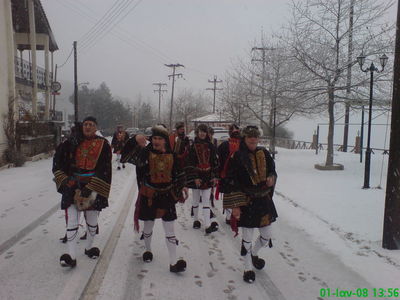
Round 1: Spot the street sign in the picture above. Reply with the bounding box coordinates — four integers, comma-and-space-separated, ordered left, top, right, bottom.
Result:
51, 81, 62, 92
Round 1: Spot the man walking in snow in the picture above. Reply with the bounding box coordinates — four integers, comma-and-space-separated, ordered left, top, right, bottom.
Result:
53, 116, 112, 268
223, 125, 277, 283
124, 125, 188, 273
111, 125, 129, 170
187, 124, 219, 234
217, 123, 241, 225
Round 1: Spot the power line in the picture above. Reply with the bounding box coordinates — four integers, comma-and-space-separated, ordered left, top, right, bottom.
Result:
80, 0, 135, 49
78, 0, 126, 43
55, 0, 213, 79
55, 0, 168, 63
58, 46, 74, 68
81, 0, 143, 52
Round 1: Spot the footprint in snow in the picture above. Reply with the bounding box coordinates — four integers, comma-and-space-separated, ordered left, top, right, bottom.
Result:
298, 275, 307, 282
195, 280, 202, 287
207, 271, 215, 278
4, 251, 14, 259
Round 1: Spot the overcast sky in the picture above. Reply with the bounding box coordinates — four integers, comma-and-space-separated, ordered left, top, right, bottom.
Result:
41, 0, 292, 104
40, 0, 397, 143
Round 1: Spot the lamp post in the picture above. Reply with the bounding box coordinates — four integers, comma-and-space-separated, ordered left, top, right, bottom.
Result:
357, 53, 388, 188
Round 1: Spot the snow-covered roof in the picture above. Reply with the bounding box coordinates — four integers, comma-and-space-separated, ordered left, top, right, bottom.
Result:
191, 113, 232, 123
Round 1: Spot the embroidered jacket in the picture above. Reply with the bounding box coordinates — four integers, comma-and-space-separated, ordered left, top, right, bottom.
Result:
186, 137, 219, 189
52, 135, 112, 210
223, 141, 277, 208
135, 144, 186, 197
217, 137, 241, 193
169, 133, 190, 169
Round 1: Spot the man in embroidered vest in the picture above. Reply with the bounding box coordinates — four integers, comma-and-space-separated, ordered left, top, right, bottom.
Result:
111, 125, 129, 170
223, 125, 277, 283
187, 124, 219, 234
53, 116, 112, 268
130, 125, 188, 273
217, 123, 241, 224
169, 122, 190, 170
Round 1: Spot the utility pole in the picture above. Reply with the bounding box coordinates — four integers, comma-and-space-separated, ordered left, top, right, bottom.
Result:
153, 82, 167, 123
165, 64, 184, 130
52, 64, 58, 119
206, 75, 223, 113
133, 105, 137, 128
252, 46, 275, 131
73, 41, 78, 123
343, 0, 355, 152
382, 0, 400, 250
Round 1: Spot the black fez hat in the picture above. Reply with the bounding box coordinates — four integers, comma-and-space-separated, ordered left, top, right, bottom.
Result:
175, 122, 185, 129
83, 116, 97, 124
151, 124, 169, 140
241, 125, 261, 138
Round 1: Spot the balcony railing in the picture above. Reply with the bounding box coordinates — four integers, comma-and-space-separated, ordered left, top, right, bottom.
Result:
14, 56, 52, 90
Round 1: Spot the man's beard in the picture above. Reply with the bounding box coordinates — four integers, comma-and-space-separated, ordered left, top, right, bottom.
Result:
230, 131, 240, 139
178, 132, 185, 138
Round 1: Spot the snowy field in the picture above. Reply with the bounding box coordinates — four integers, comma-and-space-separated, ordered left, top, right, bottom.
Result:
0, 148, 399, 300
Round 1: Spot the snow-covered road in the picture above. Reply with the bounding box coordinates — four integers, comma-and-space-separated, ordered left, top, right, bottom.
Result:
0, 149, 398, 300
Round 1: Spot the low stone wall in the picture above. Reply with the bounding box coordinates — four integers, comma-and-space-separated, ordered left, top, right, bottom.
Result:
16, 121, 62, 157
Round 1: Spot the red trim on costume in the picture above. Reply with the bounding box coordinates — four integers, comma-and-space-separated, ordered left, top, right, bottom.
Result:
220, 138, 240, 179
75, 139, 104, 170
230, 217, 239, 237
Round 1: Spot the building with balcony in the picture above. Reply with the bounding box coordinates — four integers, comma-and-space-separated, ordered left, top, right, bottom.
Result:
0, 0, 60, 165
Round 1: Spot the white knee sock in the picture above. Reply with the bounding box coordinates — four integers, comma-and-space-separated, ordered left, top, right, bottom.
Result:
162, 221, 177, 265
143, 220, 155, 252
191, 189, 201, 221
201, 189, 211, 227
252, 226, 271, 256
117, 154, 121, 167
66, 205, 81, 259
85, 210, 99, 250
225, 208, 232, 220
242, 227, 254, 271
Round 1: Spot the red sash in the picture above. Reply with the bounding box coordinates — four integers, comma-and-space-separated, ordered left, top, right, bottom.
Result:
220, 138, 240, 178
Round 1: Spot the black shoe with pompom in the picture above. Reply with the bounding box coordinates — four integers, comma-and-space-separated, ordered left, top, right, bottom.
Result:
205, 221, 219, 234
251, 255, 265, 270
243, 270, 255, 283
85, 247, 100, 259
170, 259, 186, 273
60, 254, 76, 268
193, 220, 201, 229
142, 251, 153, 262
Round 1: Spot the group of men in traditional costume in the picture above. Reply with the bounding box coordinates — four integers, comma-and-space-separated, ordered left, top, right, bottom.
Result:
53, 116, 277, 283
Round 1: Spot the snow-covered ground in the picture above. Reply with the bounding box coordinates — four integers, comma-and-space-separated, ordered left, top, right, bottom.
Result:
0, 148, 398, 300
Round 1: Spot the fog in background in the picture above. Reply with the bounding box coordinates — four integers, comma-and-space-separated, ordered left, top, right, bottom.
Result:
41, 0, 397, 148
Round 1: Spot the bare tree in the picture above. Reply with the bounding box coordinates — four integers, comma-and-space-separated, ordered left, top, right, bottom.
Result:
220, 41, 325, 134
2, 96, 25, 166
281, 0, 394, 166
174, 89, 209, 130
